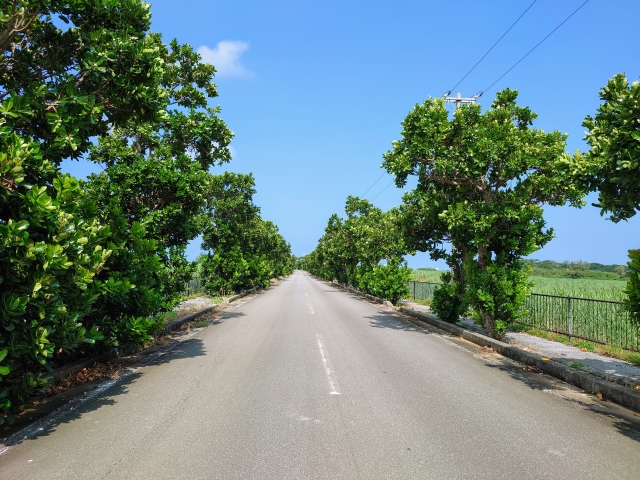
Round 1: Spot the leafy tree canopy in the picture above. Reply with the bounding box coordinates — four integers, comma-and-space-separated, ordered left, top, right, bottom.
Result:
583, 74, 640, 222
0, 0, 166, 167
384, 89, 588, 336
302, 196, 412, 304
582, 74, 640, 324
201, 172, 293, 295
0, 0, 168, 424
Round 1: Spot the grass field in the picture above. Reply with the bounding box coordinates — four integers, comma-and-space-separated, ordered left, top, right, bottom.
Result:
411, 269, 443, 283
527, 277, 626, 302
410, 268, 636, 351
411, 269, 627, 302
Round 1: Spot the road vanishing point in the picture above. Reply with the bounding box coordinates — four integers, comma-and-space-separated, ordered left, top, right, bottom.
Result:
2, 271, 640, 479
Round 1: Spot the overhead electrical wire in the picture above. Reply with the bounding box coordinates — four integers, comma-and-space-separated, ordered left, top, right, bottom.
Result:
364, 3, 588, 205
478, 0, 590, 96
369, 180, 395, 201
360, 172, 386, 198
361, 2, 588, 205
447, 0, 538, 95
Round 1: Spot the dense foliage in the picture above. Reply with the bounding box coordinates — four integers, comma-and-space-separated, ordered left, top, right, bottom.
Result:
0, 2, 290, 423
384, 90, 588, 337
0, 0, 168, 424
582, 74, 640, 323
301, 197, 411, 304
82, 40, 233, 344
201, 172, 294, 296
582, 74, 640, 222
625, 250, 640, 322
430, 272, 467, 323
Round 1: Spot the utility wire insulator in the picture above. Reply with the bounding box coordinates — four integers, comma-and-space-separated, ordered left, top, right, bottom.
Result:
443, 92, 479, 109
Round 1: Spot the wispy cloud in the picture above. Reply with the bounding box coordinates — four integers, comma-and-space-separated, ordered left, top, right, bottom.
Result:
197, 41, 253, 78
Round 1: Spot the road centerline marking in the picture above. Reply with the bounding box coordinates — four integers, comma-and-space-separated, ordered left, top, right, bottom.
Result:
308, 302, 314, 314
316, 334, 340, 395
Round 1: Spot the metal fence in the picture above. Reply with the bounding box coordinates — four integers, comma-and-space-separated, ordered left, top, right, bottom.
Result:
521, 294, 640, 351
409, 281, 439, 301
408, 281, 640, 351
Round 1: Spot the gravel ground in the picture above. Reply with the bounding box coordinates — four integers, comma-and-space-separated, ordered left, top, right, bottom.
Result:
400, 300, 640, 388
507, 332, 640, 386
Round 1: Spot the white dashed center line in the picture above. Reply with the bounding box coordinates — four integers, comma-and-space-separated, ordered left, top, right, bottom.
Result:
316, 334, 340, 395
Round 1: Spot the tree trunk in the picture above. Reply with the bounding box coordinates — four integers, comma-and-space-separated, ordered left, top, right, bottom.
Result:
476, 245, 501, 339
479, 306, 501, 339
451, 244, 468, 285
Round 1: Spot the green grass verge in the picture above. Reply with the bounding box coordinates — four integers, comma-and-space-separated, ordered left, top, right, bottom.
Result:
410, 298, 432, 307
191, 320, 211, 328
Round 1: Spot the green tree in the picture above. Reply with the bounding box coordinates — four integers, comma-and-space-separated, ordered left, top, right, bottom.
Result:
201, 173, 259, 295
582, 74, 640, 323
84, 40, 233, 334
0, 0, 165, 423
582, 74, 640, 222
384, 89, 587, 337
201, 173, 292, 295
304, 196, 411, 304
397, 188, 469, 321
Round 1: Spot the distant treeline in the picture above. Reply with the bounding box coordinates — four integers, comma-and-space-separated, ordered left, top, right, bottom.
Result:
520, 260, 626, 280
413, 261, 628, 281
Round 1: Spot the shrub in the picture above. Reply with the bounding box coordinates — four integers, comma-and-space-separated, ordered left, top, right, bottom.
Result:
358, 261, 411, 305
627, 353, 640, 367
464, 260, 531, 336
431, 272, 467, 323
0, 0, 169, 423
0, 169, 110, 424
624, 249, 640, 325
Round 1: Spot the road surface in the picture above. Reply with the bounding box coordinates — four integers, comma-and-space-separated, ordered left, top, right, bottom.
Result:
2, 271, 640, 479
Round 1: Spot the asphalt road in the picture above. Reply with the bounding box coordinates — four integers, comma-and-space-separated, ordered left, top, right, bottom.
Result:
2, 271, 640, 479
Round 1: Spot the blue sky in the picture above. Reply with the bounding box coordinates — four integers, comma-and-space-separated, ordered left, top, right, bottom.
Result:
62, 0, 640, 268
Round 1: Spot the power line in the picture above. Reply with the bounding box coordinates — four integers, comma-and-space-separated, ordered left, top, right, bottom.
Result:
360, 172, 386, 198
478, 0, 590, 96
447, 0, 538, 95
370, 180, 395, 201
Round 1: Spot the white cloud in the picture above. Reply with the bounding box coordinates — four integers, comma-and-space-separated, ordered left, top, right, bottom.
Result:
228, 145, 238, 159
197, 41, 253, 78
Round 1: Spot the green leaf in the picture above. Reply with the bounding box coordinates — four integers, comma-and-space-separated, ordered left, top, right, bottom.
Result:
14, 220, 29, 231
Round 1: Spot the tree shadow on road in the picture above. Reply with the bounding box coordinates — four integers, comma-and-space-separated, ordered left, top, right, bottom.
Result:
218, 310, 246, 320
610, 416, 640, 443
365, 313, 426, 333
2, 335, 207, 448
480, 361, 640, 444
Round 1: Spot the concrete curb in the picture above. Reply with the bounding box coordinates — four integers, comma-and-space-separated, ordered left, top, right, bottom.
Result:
51, 356, 108, 384
399, 307, 640, 413
225, 287, 257, 304
163, 303, 225, 333
346, 287, 394, 308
